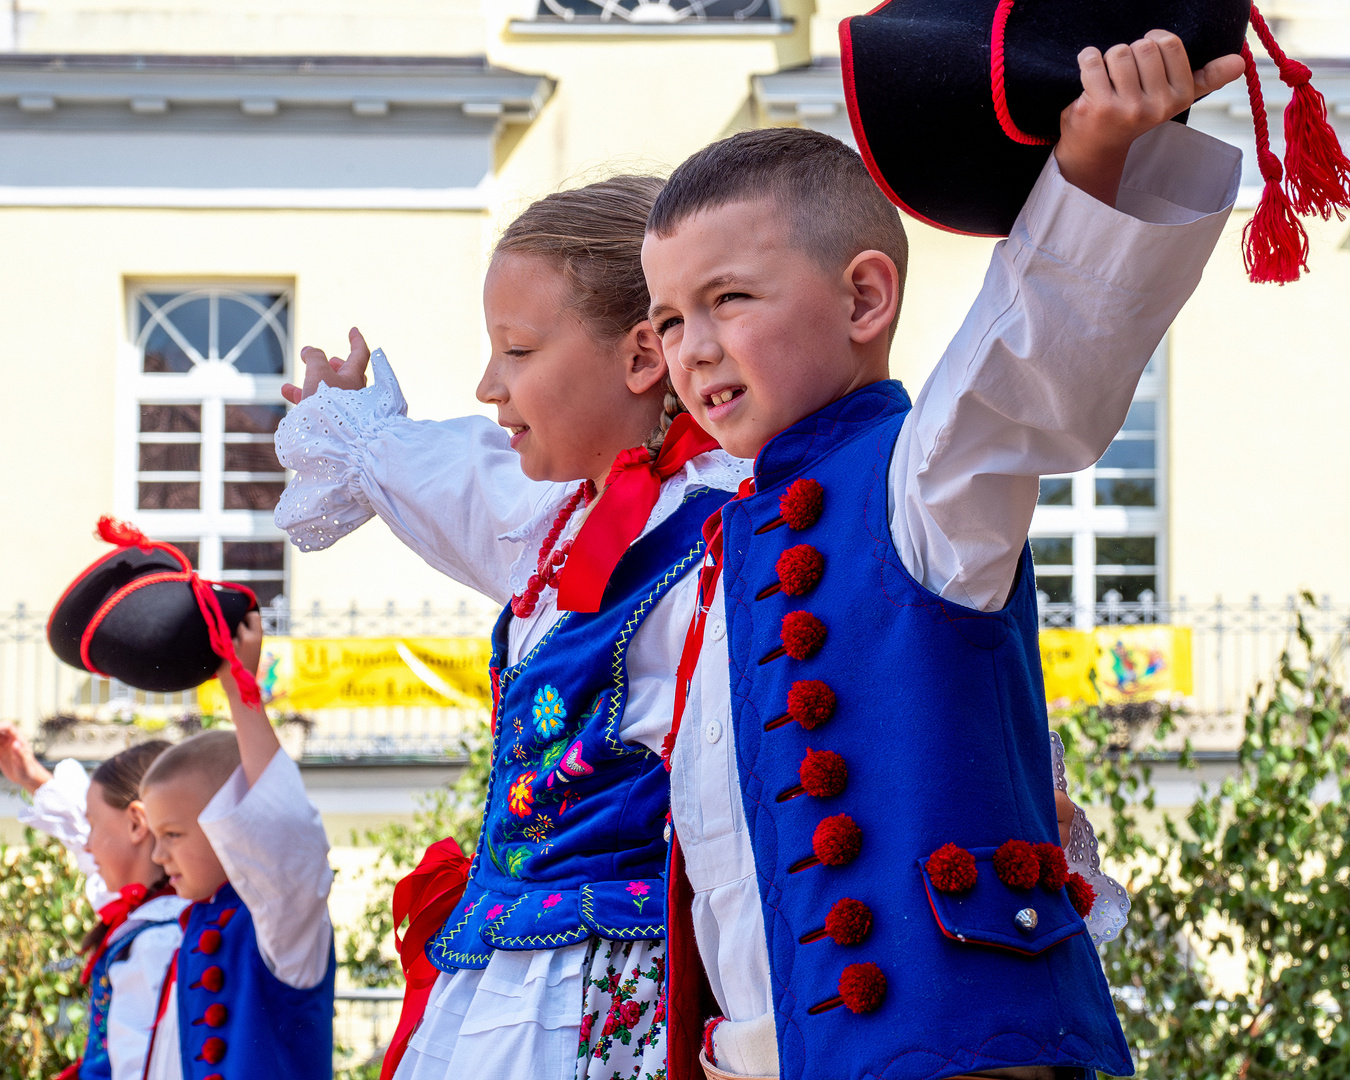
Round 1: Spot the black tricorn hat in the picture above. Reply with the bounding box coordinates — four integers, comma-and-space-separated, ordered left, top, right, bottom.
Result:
841, 1, 1350, 282
48, 517, 260, 698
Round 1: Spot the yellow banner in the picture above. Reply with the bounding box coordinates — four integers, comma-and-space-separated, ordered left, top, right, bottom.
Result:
1040, 625, 1193, 705
198, 637, 495, 715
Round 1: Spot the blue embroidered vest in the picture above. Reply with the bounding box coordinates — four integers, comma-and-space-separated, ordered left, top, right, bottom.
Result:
428, 486, 727, 971
79, 920, 173, 1080
721, 382, 1133, 1080
176, 883, 335, 1080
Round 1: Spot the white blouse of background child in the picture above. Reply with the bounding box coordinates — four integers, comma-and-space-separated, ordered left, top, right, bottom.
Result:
142, 748, 334, 1080
21, 759, 189, 1080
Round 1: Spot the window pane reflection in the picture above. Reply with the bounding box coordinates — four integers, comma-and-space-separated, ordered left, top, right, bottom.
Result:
139, 443, 201, 472
140, 404, 201, 433
224, 482, 286, 511
1097, 440, 1155, 469
224, 444, 282, 473
139, 481, 200, 510
223, 541, 285, 571
225, 404, 287, 434
1031, 536, 1073, 565
1095, 478, 1155, 506
1095, 574, 1156, 602
1038, 477, 1072, 506
1038, 576, 1073, 603
1096, 537, 1155, 567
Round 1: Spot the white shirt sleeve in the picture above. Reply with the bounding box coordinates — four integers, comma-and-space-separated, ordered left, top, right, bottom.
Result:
891, 122, 1243, 611
17, 758, 115, 909
106, 920, 183, 1080
197, 750, 333, 989
273, 348, 555, 606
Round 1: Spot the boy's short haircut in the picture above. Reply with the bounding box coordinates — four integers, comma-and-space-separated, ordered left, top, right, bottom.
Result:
648, 127, 909, 301
140, 729, 241, 796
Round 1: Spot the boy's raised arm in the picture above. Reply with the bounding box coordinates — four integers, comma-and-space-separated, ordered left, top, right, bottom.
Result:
890, 32, 1243, 613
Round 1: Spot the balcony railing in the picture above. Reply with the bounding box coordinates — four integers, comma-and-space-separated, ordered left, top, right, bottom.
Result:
4, 595, 1347, 757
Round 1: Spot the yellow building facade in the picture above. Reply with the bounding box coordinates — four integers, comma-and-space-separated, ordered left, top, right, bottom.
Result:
0, 0, 1347, 709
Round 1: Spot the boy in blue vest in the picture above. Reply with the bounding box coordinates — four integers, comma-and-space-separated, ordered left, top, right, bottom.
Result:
644, 30, 1244, 1080
139, 612, 335, 1080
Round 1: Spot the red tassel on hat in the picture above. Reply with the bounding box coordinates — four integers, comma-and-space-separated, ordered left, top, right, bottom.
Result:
1240, 43, 1309, 284
96, 514, 152, 549
1249, 4, 1350, 220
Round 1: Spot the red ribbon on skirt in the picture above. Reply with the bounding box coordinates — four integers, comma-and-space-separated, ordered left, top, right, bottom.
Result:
380, 837, 471, 1080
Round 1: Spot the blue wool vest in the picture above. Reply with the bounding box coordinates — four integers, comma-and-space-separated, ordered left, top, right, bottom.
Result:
721, 382, 1133, 1080
176, 883, 335, 1080
428, 486, 727, 971
80, 920, 173, 1080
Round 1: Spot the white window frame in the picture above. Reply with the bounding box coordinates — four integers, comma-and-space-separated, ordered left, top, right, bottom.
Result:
114, 282, 292, 598
1030, 337, 1168, 629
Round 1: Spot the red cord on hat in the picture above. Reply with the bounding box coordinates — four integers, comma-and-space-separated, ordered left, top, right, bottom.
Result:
1249, 4, 1350, 220
190, 575, 261, 710
1240, 43, 1310, 284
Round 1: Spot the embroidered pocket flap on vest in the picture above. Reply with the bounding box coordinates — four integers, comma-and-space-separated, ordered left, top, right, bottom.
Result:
480, 888, 592, 951
579, 878, 665, 940
918, 849, 1086, 956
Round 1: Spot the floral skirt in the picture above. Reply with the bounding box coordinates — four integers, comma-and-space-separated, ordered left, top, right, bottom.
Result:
576, 938, 667, 1080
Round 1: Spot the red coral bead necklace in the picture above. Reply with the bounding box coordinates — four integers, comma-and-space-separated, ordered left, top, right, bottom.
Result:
510, 480, 597, 618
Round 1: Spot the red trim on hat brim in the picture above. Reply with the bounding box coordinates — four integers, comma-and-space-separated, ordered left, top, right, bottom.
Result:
839, 13, 1007, 240
47, 538, 194, 652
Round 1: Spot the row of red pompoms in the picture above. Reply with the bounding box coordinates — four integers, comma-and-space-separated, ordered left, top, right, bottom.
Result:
926, 840, 1096, 919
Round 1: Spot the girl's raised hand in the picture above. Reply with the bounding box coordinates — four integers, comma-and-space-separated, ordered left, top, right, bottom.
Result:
0, 720, 53, 794
281, 326, 372, 405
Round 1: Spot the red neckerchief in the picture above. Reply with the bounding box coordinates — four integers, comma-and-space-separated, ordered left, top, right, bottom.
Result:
661, 477, 756, 769
555, 414, 720, 613
381, 838, 471, 1080
81, 881, 176, 984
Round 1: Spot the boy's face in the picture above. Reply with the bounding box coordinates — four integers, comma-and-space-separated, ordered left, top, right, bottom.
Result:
142, 774, 228, 901
644, 197, 882, 460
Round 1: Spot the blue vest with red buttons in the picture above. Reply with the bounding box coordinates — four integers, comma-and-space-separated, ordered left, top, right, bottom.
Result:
721, 381, 1133, 1080
79, 920, 173, 1080
427, 485, 727, 971
176, 883, 335, 1080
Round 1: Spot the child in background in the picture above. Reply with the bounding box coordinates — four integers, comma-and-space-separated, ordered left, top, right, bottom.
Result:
0, 727, 186, 1080
138, 611, 335, 1080
642, 32, 1244, 1080
274, 177, 748, 1080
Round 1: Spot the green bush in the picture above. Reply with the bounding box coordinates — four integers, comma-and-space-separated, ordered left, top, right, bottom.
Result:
338, 715, 492, 991
1057, 602, 1350, 1079
0, 830, 93, 1080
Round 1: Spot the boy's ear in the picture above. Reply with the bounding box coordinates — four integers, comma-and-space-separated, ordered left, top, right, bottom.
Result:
844, 250, 901, 346
623, 321, 669, 395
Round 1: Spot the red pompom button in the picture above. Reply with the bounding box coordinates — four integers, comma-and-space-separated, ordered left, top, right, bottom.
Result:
776, 545, 824, 596
215, 908, 237, 928
925, 843, 978, 893
993, 839, 1041, 890
781, 611, 826, 660
197, 1037, 226, 1065
788, 680, 836, 729
1034, 842, 1069, 891
813, 814, 862, 867
195, 929, 222, 955
799, 748, 848, 798
191, 965, 225, 993
780, 478, 824, 530
202, 1003, 228, 1027
1066, 872, 1096, 918
838, 962, 887, 1013
203, 1074, 224, 1080
824, 898, 872, 945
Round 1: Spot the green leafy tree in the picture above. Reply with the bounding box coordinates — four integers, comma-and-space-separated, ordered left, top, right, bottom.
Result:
1057, 599, 1350, 1079
0, 830, 93, 1080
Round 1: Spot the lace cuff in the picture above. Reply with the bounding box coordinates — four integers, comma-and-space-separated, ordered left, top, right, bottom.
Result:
274, 349, 409, 552
1049, 731, 1130, 945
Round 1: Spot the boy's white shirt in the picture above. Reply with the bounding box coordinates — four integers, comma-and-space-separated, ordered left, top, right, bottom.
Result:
273, 120, 1240, 1078
144, 748, 334, 1080
20, 760, 190, 1080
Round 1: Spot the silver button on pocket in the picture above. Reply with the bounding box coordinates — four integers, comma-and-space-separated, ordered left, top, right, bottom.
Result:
706, 719, 723, 744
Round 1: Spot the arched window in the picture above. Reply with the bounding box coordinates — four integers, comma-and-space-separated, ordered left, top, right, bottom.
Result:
123, 286, 290, 606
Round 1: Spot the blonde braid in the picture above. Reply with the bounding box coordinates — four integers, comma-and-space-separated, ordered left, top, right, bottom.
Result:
643, 379, 688, 459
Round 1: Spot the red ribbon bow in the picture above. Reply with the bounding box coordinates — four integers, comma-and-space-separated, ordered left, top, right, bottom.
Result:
81, 881, 171, 984
555, 414, 720, 613
380, 838, 471, 1080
